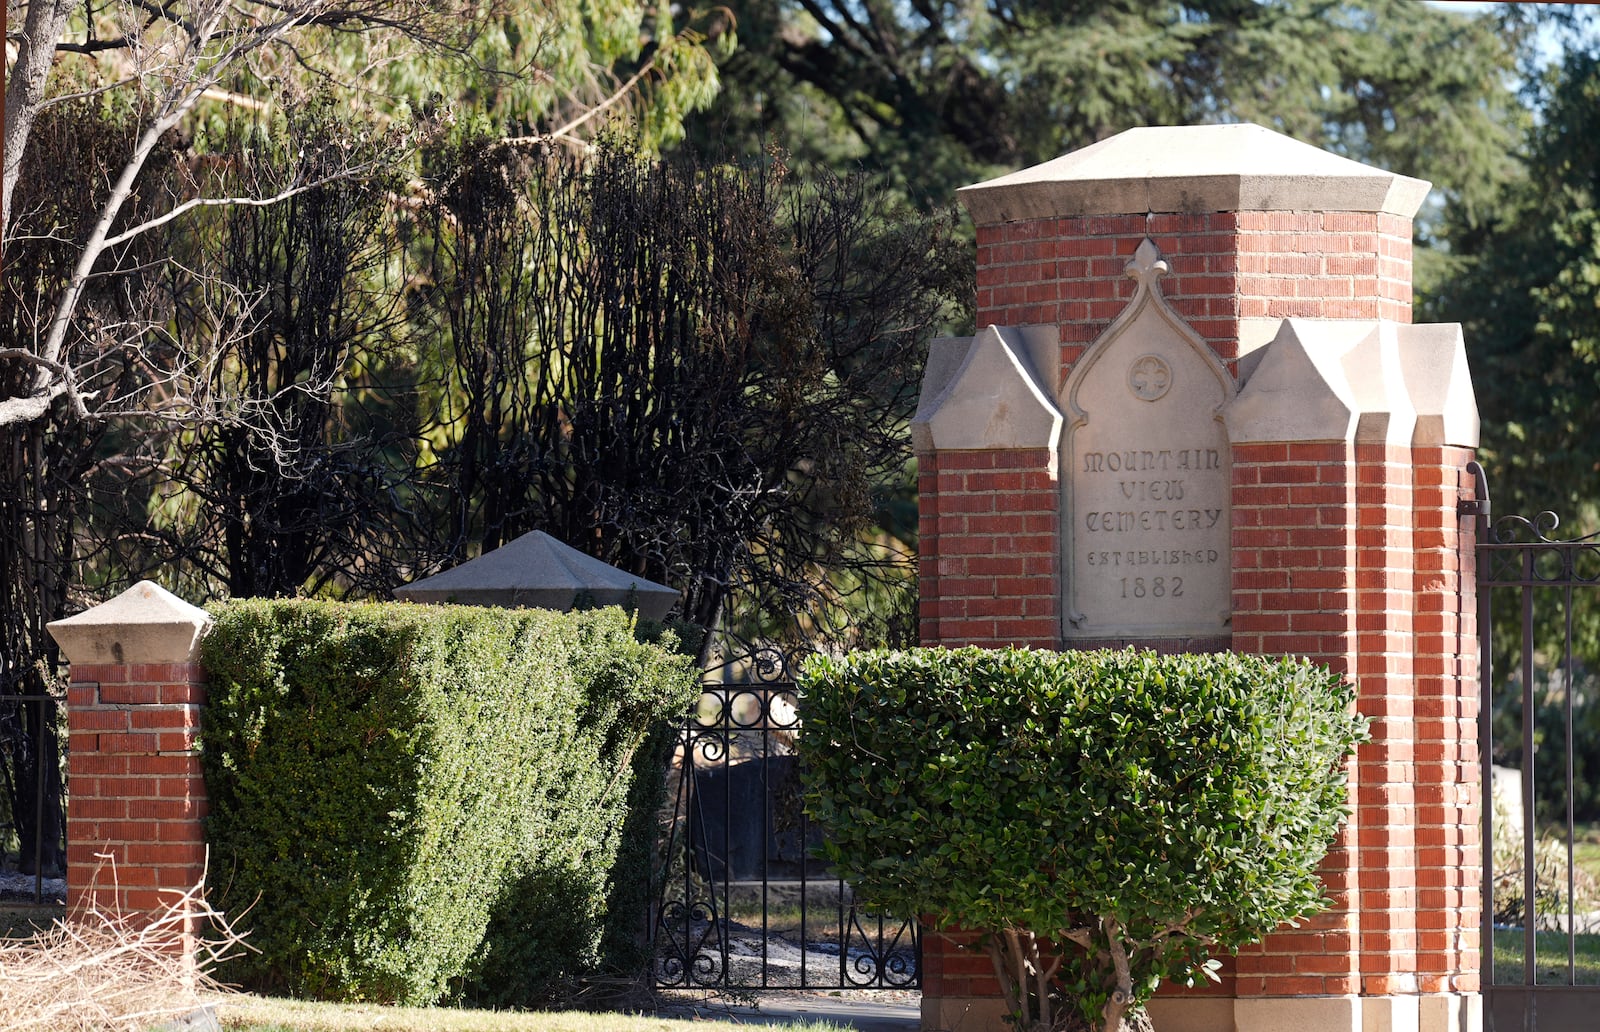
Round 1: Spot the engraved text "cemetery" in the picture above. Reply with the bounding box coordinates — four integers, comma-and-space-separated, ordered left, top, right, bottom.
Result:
1084, 509, 1223, 532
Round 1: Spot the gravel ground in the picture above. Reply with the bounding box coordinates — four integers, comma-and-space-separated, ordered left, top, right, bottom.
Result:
0, 868, 66, 904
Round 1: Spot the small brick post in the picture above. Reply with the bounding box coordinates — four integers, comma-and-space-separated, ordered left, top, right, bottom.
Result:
913, 124, 1481, 1032
48, 580, 212, 956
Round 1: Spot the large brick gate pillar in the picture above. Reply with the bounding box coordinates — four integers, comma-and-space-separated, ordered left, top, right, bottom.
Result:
48, 580, 212, 952
912, 124, 1481, 1032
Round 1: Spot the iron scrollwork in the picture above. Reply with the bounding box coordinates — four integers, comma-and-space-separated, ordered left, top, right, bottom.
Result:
1483, 510, 1600, 587
840, 906, 920, 988
652, 639, 921, 991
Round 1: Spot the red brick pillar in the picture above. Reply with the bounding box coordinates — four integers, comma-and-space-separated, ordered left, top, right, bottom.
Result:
914, 124, 1481, 1032
48, 581, 212, 951
1226, 438, 1364, 1016
1411, 448, 1484, 1008
917, 447, 1061, 648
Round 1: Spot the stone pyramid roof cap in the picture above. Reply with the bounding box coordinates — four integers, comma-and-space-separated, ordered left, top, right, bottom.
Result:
47, 580, 212, 665
958, 122, 1431, 224
394, 530, 679, 620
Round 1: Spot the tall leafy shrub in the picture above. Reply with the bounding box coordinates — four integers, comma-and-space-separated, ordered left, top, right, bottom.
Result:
200, 599, 697, 1005
798, 647, 1368, 1032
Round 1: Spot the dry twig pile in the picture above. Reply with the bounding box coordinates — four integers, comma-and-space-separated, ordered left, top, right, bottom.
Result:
0, 876, 243, 1032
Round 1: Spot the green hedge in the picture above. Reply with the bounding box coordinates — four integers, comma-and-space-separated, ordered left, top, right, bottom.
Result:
798, 646, 1368, 1032
200, 599, 698, 1005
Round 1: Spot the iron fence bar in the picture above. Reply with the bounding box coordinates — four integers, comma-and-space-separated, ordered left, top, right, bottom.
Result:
799, 765, 810, 988
721, 700, 733, 988
652, 657, 920, 991
678, 730, 692, 984
761, 716, 770, 990
1521, 544, 1537, 986
836, 873, 846, 986
1565, 582, 1576, 984
1471, 463, 1600, 1010
677, 725, 693, 985
1473, 461, 1496, 992
33, 697, 45, 903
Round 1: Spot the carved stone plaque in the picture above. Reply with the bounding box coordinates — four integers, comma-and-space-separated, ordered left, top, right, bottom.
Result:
1061, 240, 1233, 639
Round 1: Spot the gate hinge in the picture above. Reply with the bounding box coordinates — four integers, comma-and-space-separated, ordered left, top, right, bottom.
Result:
1457, 497, 1490, 518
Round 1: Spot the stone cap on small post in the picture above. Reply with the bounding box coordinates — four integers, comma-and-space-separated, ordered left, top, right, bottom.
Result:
47, 580, 214, 953
48, 580, 212, 667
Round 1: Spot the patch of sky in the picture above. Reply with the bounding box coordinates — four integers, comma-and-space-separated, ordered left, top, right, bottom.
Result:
1427, 1, 1593, 70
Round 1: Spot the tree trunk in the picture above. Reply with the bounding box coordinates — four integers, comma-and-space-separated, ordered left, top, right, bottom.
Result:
2, 0, 74, 240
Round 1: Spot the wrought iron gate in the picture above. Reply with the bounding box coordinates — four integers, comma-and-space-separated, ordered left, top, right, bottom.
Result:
0, 687, 65, 906
651, 645, 920, 991
1468, 462, 1600, 1028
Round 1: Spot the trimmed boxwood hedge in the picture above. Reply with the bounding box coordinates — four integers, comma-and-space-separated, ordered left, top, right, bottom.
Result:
798, 646, 1368, 1031
199, 599, 698, 1006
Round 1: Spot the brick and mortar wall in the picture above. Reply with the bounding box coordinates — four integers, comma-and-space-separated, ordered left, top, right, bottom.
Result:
973, 211, 1414, 366
918, 449, 1060, 648
65, 660, 209, 919
924, 209, 1418, 653
1412, 451, 1482, 994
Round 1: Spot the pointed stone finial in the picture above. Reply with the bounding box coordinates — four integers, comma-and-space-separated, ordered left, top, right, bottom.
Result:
910, 325, 1064, 473
47, 580, 212, 666
1125, 238, 1169, 286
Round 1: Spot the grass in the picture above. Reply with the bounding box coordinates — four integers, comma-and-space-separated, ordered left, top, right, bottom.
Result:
1492, 928, 1600, 985
1573, 825, 1600, 881
217, 996, 846, 1032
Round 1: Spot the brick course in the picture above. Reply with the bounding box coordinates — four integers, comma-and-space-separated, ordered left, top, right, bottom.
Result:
65, 661, 208, 929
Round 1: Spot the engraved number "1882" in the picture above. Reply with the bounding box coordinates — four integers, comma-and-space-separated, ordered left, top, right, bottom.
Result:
1120, 577, 1183, 599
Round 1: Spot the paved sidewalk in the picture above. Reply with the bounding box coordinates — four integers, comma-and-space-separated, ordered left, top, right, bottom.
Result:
660, 990, 920, 1030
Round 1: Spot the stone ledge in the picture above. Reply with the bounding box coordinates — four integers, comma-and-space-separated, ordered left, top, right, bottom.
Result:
959, 124, 1431, 225
912, 325, 1062, 466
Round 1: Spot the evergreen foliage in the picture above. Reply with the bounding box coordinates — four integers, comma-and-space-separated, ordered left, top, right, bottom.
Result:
1422, 37, 1600, 795
1429, 43, 1600, 529
689, 1, 1530, 213
199, 599, 698, 1005
798, 647, 1368, 1031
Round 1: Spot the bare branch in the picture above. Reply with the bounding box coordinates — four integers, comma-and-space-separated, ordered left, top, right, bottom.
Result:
0, 349, 72, 378
200, 86, 275, 112
99, 169, 382, 251
53, 36, 135, 54
499, 57, 658, 148
5, 0, 79, 236
1059, 926, 1094, 949
34, 1, 330, 381
0, 386, 69, 427
1102, 917, 1135, 1032
34, 76, 145, 112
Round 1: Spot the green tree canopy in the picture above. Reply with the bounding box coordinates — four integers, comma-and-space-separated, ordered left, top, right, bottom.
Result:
0, 0, 726, 882
1427, 42, 1600, 525
686, 0, 1531, 213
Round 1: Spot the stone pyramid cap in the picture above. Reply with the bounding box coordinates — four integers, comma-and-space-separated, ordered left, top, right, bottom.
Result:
47, 580, 213, 666
959, 123, 1431, 224
912, 325, 1063, 460
394, 530, 680, 620
1225, 319, 1478, 447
